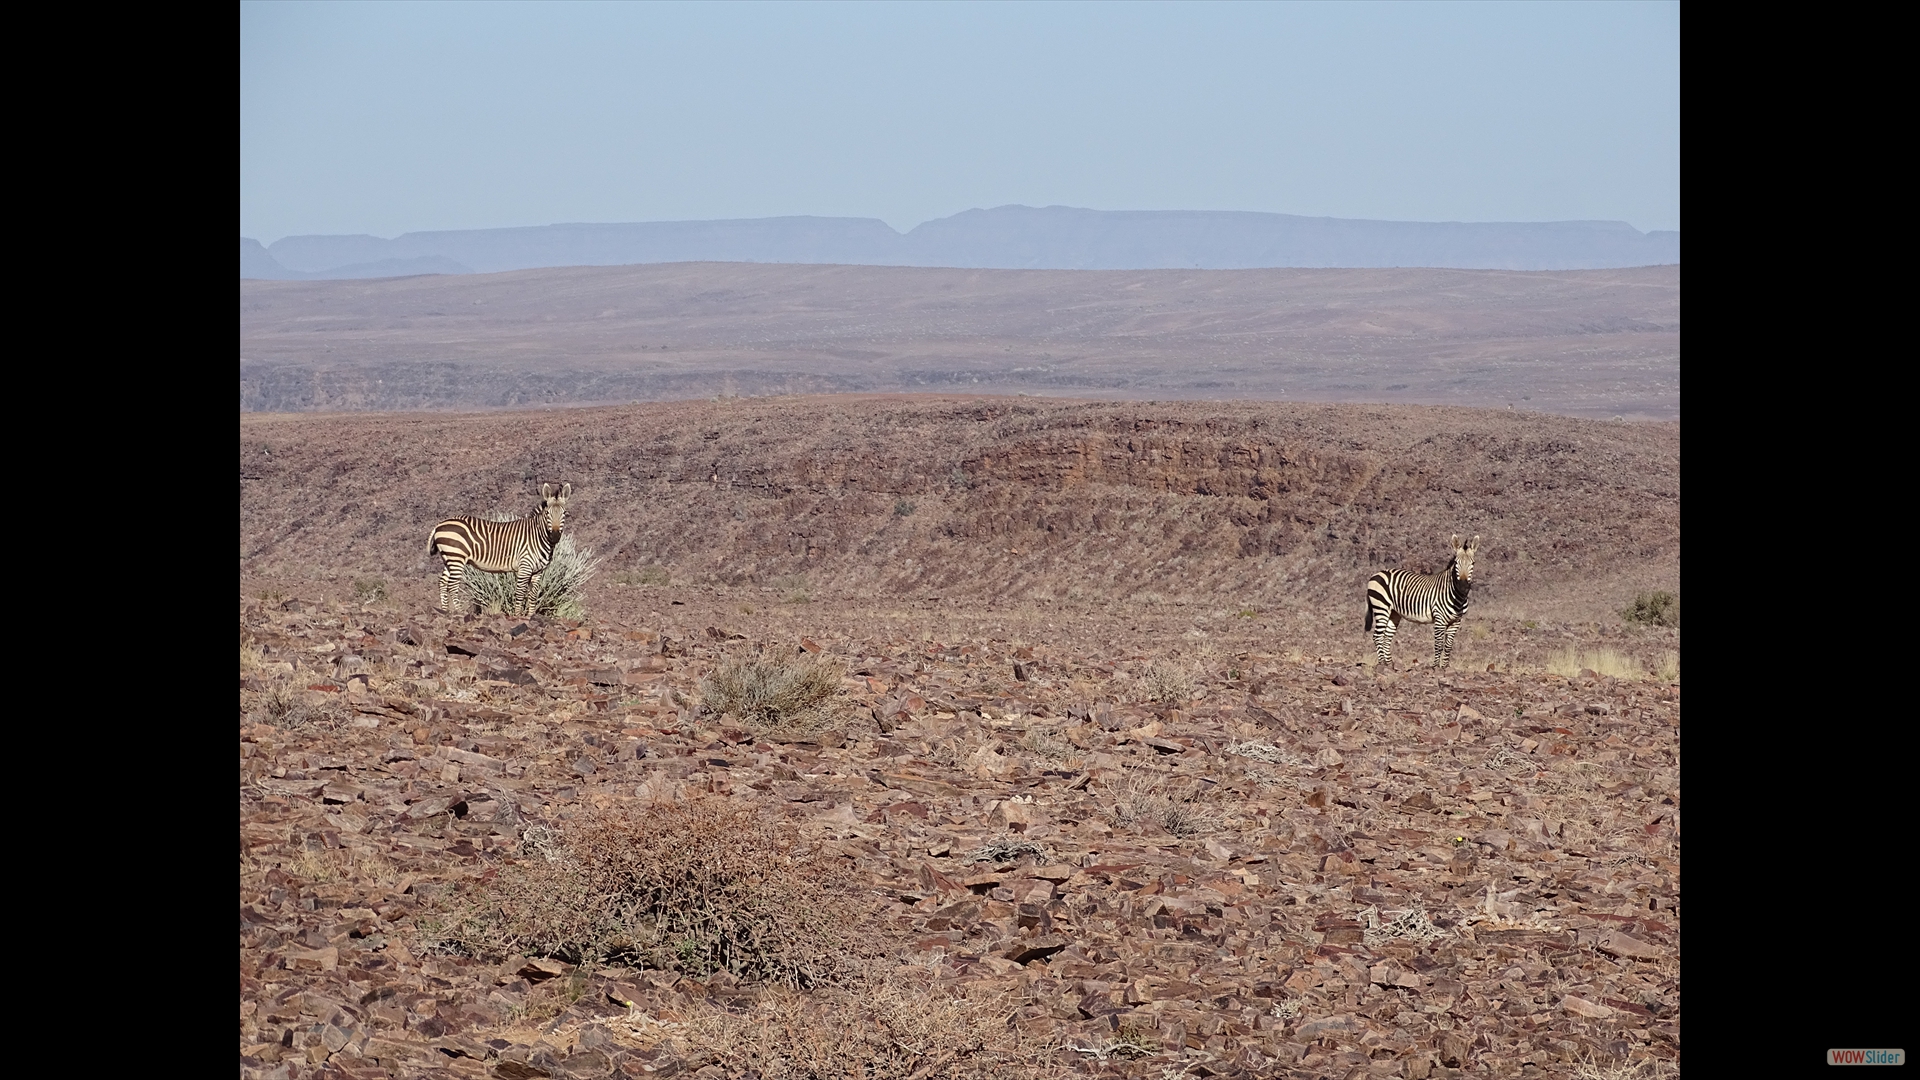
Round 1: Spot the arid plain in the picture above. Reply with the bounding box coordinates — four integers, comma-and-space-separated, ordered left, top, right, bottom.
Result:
241, 391, 1678, 1080
239, 263, 1678, 420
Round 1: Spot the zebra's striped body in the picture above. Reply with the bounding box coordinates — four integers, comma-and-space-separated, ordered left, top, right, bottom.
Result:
1365, 535, 1479, 668
430, 483, 571, 616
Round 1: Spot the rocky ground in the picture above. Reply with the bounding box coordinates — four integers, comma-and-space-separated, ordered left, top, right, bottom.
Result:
240, 396, 1681, 637
239, 589, 1680, 1080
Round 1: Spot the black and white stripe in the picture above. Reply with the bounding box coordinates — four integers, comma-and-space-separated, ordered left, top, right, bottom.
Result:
1365, 534, 1479, 668
429, 483, 571, 615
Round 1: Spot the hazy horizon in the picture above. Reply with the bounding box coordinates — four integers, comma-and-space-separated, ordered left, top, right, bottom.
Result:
244, 202, 1679, 248
241, 2, 1679, 246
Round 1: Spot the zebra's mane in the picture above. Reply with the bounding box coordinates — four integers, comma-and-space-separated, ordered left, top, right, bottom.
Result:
480, 507, 540, 524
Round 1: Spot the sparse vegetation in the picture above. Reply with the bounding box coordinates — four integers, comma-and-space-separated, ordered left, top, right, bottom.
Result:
241, 398, 1680, 1077
1226, 740, 1290, 764
1623, 590, 1679, 627
679, 962, 1033, 1080
257, 684, 329, 731
1361, 905, 1451, 947
1137, 662, 1196, 706
893, 499, 916, 517
462, 535, 601, 618
1545, 648, 1645, 680
1105, 772, 1217, 837
422, 799, 854, 986
351, 577, 388, 603
1568, 1052, 1680, 1080
966, 835, 1049, 864
699, 653, 842, 736
1016, 726, 1076, 762
1653, 650, 1680, 682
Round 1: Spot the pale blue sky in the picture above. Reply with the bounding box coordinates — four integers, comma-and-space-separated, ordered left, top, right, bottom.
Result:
240, 1, 1679, 244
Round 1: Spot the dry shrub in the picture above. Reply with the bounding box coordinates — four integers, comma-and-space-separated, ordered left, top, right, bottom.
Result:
1622, 590, 1679, 627
1360, 905, 1450, 948
1226, 740, 1290, 765
1105, 772, 1216, 837
462, 535, 602, 618
1136, 662, 1196, 706
426, 799, 854, 986
681, 962, 1040, 1080
965, 835, 1049, 865
700, 654, 842, 736
1016, 726, 1076, 763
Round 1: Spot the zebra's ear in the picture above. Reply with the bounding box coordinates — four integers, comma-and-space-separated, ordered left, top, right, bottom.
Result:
560, 483, 572, 499
540, 483, 554, 500
1468, 535, 1480, 551
1452, 534, 1463, 550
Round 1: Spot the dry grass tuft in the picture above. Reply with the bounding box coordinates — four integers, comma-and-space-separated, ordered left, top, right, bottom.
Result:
1016, 726, 1077, 763
422, 799, 856, 986
679, 962, 1041, 1079
1105, 772, 1217, 837
1136, 662, 1196, 706
1653, 651, 1680, 682
1226, 740, 1290, 764
965, 835, 1050, 865
1568, 1051, 1680, 1080
282, 845, 401, 887
1545, 648, 1645, 680
1360, 905, 1451, 948
700, 654, 842, 737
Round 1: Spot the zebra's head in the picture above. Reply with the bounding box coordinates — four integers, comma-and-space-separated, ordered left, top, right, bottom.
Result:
539, 483, 571, 538
1451, 534, 1480, 584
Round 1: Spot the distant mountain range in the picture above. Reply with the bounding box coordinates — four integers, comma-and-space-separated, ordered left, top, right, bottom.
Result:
242, 205, 1678, 279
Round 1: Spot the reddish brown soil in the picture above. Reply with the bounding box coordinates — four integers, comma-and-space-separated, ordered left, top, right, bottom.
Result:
242, 395, 1678, 664
240, 397, 1679, 1079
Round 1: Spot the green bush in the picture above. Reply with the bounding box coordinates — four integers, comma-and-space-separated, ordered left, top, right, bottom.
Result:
462, 535, 601, 618
1623, 590, 1679, 627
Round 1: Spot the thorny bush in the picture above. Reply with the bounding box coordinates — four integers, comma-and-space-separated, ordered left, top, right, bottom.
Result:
423, 799, 853, 986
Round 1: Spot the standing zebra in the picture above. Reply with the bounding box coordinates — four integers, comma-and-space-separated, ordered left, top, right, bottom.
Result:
1365, 535, 1479, 668
429, 483, 571, 616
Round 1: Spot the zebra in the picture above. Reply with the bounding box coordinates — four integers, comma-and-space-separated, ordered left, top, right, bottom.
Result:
429, 483, 571, 616
1365, 535, 1479, 668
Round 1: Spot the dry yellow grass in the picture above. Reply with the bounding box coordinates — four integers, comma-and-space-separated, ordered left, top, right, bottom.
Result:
1545, 648, 1645, 680
678, 963, 1044, 1080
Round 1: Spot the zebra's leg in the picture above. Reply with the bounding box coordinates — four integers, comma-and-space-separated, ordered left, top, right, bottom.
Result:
1374, 611, 1397, 666
1435, 621, 1458, 669
513, 567, 536, 617
439, 560, 465, 613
